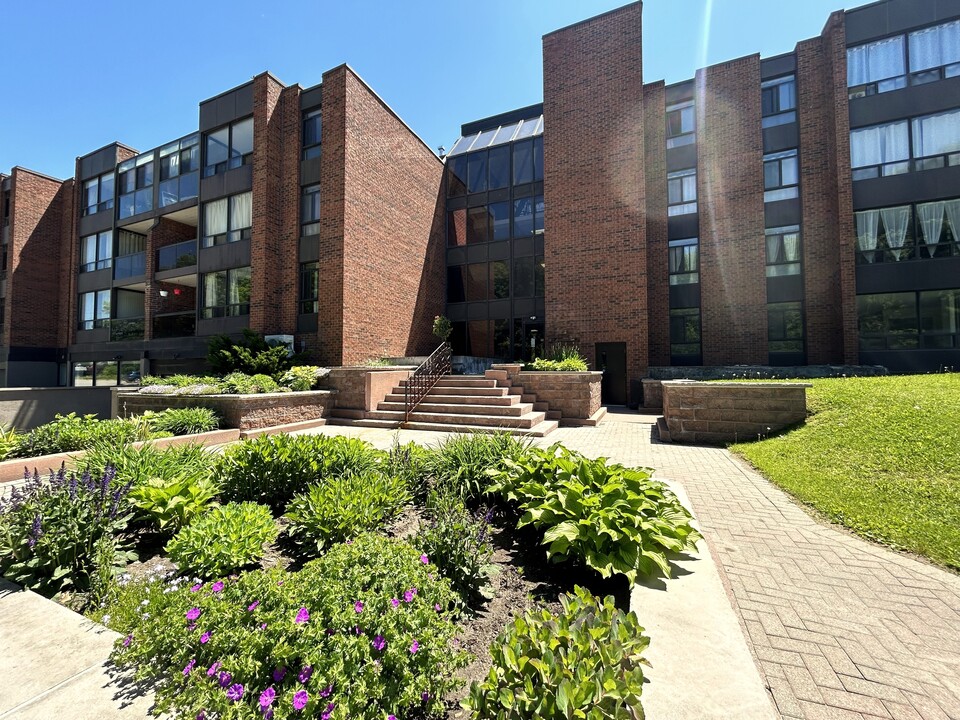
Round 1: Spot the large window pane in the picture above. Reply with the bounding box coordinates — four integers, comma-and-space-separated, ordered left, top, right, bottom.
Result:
465, 263, 486, 302
847, 36, 905, 86
205, 127, 229, 170
670, 308, 701, 356
909, 20, 960, 72
467, 206, 489, 244
467, 151, 487, 193
768, 301, 804, 353
857, 292, 918, 349
446, 266, 466, 303
513, 141, 533, 185
850, 121, 909, 168
513, 197, 534, 237
911, 109, 960, 158
488, 146, 510, 190
489, 202, 510, 241
513, 257, 534, 297
447, 208, 466, 247
490, 261, 509, 299
299, 262, 319, 314
919, 288, 960, 348
231, 118, 254, 162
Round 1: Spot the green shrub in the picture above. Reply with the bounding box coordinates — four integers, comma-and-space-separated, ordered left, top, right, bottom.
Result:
218, 372, 282, 395
465, 586, 649, 719
129, 474, 220, 536
526, 357, 589, 371
0, 465, 135, 596
285, 472, 409, 556
141, 374, 219, 388
433, 314, 453, 342
216, 434, 385, 511
0, 425, 22, 461
416, 490, 495, 605
278, 365, 330, 392
13, 413, 148, 458
80, 441, 217, 487
490, 445, 701, 584
428, 432, 531, 502
112, 534, 469, 720
146, 407, 220, 436
208, 329, 295, 377
166, 502, 277, 578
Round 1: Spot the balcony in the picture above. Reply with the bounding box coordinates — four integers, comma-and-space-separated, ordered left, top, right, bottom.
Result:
153, 311, 196, 339
114, 252, 146, 280
110, 317, 144, 342
157, 240, 197, 272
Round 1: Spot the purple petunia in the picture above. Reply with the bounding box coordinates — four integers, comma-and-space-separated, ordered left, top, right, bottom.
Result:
218, 670, 232, 688
248, 601, 260, 612
434, 604, 442, 612
183, 659, 196, 676
372, 634, 386, 651
420, 554, 429, 564
403, 589, 416, 603
292, 690, 309, 711
388, 715, 397, 720
320, 684, 333, 698
295, 607, 310, 624
264, 711, 273, 720
321, 702, 335, 720
226, 683, 244, 702
200, 631, 212, 644
190, 583, 202, 592
390, 598, 400, 608
186, 607, 202, 621
122, 634, 132, 647
211, 581, 225, 593
410, 640, 420, 654
272, 666, 287, 683
298, 665, 313, 684
259, 686, 276, 710
354, 601, 364, 613
422, 691, 430, 702
207, 661, 221, 677
260, 623, 268, 630
196, 712, 205, 720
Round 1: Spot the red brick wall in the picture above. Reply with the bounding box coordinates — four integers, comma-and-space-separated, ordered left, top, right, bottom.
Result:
696, 55, 767, 365
643, 80, 670, 367
57, 178, 76, 349
542, 2, 648, 384
144, 218, 196, 340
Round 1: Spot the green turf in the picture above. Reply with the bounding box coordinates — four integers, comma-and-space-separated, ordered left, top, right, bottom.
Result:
730, 374, 960, 570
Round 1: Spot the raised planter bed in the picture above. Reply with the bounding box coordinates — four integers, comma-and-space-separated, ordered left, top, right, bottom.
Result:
324, 366, 414, 412
491, 363, 605, 426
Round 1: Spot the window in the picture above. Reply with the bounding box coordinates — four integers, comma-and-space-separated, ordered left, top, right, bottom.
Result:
669, 308, 701, 357
158, 135, 200, 207
768, 302, 804, 354
78, 289, 110, 330
201, 266, 251, 318
202, 192, 252, 247
513, 137, 543, 185
847, 36, 906, 97
857, 292, 919, 349
114, 230, 146, 279
117, 154, 154, 219
302, 108, 322, 160
490, 261, 509, 300
490, 202, 510, 241
203, 118, 254, 177
849, 120, 910, 180
910, 109, 960, 170
299, 262, 319, 314
666, 101, 695, 148
909, 20, 960, 83
513, 195, 544, 237
763, 150, 799, 202
82, 172, 114, 216
855, 205, 914, 263
916, 199, 960, 258
447, 155, 468, 198
765, 226, 802, 276
301, 184, 320, 236
467, 152, 487, 193
761, 76, 796, 128
668, 238, 699, 285
919, 288, 960, 348
512, 256, 545, 298
80, 231, 112, 272
667, 169, 697, 216
488, 145, 510, 190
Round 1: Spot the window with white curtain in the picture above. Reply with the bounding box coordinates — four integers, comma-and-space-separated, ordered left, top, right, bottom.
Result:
228, 192, 252, 243
201, 266, 250, 318
668, 238, 699, 285
847, 36, 906, 95
765, 226, 801, 276
763, 150, 799, 202
909, 20, 960, 81
917, 199, 960, 258
849, 120, 909, 179
666, 101, 695, 148
854, 205, 914, 263
202, 192, 251, 247
761, 76, 797, 128
667, 168, 697, 216
911, 109, 960, 169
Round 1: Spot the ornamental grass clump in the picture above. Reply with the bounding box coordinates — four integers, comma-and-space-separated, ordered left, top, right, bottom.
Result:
12, 412, 148, 458
489, 444, 701, 584
112, 533, 469, 720
465, 586, 650, 719
0, 465, 135, 596
166, 502, 277, 578
428, 432, 531, 502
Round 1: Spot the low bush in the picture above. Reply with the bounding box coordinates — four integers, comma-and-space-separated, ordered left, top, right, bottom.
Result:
216, 434, 384, 511
525, 344, 589, 372
278, 365, 330, 392
208, 329, 296, 377
81, 441, 217, 488
146, 407, 220, 436
416, 490, 495, 605
285, 472, 410, 556
0, 465, 135, 596
12, 413, 148, 458
490, 445, 701, 584
218, 372, 282, 395
0, 426, 21, 461
465, 586, 649, 719
166, 502, 277, 578
141, 374, 220, 388
428, 432, 531, 502
113, 533, 469, 720
130, 474, 220, 537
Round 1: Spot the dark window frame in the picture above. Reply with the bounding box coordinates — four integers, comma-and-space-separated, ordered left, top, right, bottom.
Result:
200, 266, 251, 319
201, 192, 253, 248
763, 149, 799, 202
761, 75, 797, 128
299, 261, 319, 314
302, 108, 322, 160
82, 172, 115, 217
768, 301, 805, 354
666, 101, 696, 148
203, 117, 254, 177
765, 225, 802, 277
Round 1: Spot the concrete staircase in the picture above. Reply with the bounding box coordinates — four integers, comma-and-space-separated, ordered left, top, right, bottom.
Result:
328, 369, 558, 436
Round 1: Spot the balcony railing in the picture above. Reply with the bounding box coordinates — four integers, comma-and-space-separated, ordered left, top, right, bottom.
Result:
157, 240, 197, 272
114, 252, 146, 280
110, 317, 144, 341
153, 311, 196, 338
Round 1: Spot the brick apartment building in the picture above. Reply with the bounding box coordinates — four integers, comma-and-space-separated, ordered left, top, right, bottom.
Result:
1, 0, 958, 403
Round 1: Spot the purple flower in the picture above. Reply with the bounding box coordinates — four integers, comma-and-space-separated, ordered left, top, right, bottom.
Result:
196, 712, 205, 720
264, 712, 273, 720
320, 684, 333, 698
248, 601, 260, 612
420, 554, 429, 564
410, 640, 419, 654
183, 659, 196, 676
390, 598, 400, 608
372, 634, 386, 651
354, 625, 363, 635
354, 601, 364, 614
200, 631, 212, 644
403, 589, 416, 603
272, 666, 287, 683
226, 683, 244, 702
292, 690, 309, 711
298, 666, 313, 684
388, 715, 397, 720
186, 607, 202, 621
190, 583, 202, 592
259, 686, 276, 710
434, 604, 442, 612
188, 622, 197, 631
422, 691, 430, 702
260, 622, 268, 630
295, 607, 310, 624
321, 702, 335, 720
211, 581, 225, 593
207, 661, 221, 677
122, 634, 132, 647
218, 670, 232, 688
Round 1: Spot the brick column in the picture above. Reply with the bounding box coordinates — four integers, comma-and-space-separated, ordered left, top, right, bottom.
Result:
644, 80, 670, 367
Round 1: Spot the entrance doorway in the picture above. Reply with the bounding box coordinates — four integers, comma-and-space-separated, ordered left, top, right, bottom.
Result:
595, 342, 627, 405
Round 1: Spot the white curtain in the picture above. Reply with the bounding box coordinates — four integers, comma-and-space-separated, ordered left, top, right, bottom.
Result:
204, 199, 227, 236
945, 20, 960, 67
911, 110, 960, 158
847, 36, 905, 85
881, 206, 911, 261
681, 173, 697, 202
783, 232, 801, 262
230, 192, 252, 230
917, 202, 945, 254
850, 121, 909, 168
911, 20, 960, 71
856, 210, 880, 262
945, 200, 960, 249
766, 235, 783, 264
669, 247, 682, 273
116, 230, 144, 256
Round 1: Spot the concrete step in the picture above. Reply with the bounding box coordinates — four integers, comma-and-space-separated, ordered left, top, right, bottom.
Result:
484, 369, 509, 382
401, 419, 559, 438
656, 416, 671, 442
392, 385, 509, 397
399, 376, 496, 388
383, 392, 520, 406
376, 401, 534, 417
326, 417, 400, 429
366, 409, 546, 429
329, 408, 365, 420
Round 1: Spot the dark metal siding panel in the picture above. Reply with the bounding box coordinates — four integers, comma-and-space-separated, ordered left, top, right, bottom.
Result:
761, 54, 797, 79
851, 165, 960, 208
667, 213, 699, 240
855, 257, 960, 292
78, 211, 114, 237
196, 316, 249, 336
763, 123, 799, 153
766, 274, 805, 302
764, 198, 802, 227
665, 81, 695, 105
77, 268, 113, 294
300, 86, 323, 110
197, 239, 252, 273
849, 77, 960, 128
299, 237, 320, 263
669, 283, 700, 309
300, 157, 322, 185
666, 144, 698, 172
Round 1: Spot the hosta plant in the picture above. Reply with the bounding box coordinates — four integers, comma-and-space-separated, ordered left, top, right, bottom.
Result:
465, 586, 649, 719
490, 445, 701, 584
166, 502, 277, 578
278, 365, 331, 392
129, 473, 220, 536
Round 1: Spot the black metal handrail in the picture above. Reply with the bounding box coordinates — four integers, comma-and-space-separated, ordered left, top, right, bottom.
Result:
403, 342, 452, 425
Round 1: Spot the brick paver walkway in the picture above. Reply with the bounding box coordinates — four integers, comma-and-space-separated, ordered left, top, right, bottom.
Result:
548, 414, 960, 720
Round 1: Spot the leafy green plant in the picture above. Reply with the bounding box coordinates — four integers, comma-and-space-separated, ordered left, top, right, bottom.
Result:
208, 329, 295, 376
526, 344, 589, 371
416, 489, 495, 605
0, 425, 22, 461
218, 372, 282, 395
12, 413, 148, 458
165, 502, 277, 578
285, 472, 410, 556
216, 434, 385, 511
112, 533, 469, 720
0, 465, 136, 596
490, 445, 701, 584
141, 374, 220, 388
465, 586, 649, 719
278, 365, 331, 392
80, 441, 217, 486
433, 314, 453, 342
146, 407, 220, 436
129, 474, 220, 536
384, 440, 433, 501
362, 357, 392, 367
429, 432, 531, 502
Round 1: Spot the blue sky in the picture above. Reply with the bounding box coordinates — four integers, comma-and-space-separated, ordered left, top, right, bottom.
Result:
2, 0, 846, 180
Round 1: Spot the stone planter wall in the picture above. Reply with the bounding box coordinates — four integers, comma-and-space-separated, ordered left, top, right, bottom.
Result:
661, 381, 809, 444
116, 390, 336, 431
491, 364, 603, 424
324, 367, 414, 411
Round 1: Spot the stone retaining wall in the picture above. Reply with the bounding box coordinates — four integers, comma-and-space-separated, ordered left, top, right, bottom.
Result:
324, 367, 413, 411
661, 381, 809, 444
492, 364, 603, 423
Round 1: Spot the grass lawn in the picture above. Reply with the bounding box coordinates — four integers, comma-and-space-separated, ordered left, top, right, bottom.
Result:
730, 374, 960, 570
